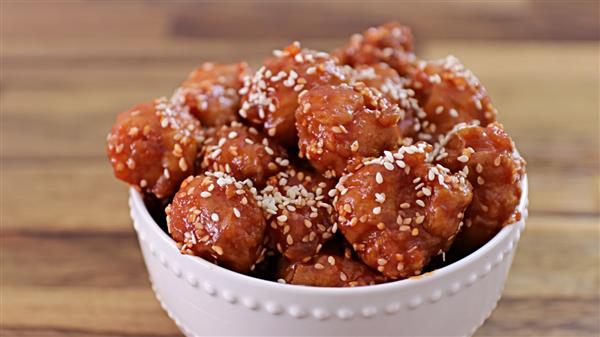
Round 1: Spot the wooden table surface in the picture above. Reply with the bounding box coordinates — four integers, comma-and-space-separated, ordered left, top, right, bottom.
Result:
1, 1, 599, 336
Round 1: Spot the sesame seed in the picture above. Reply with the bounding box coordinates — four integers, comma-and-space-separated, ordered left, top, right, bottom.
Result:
211, 213, 220, 222
126, 158, 136, 169
212, 245, 224, 255
178, 158, 188, 171
457, 155, 469, 163
376, 172, 383, 184
233, 208, 241, 218
383, 162, 395, 171
416, 199, 425, 207
411, 228, 419, 236
314, 263, 325, 270
339, 272, 348, 281
422, 187, 432, 196
286, 234, 294, 245
200, 191, 211, 198
477, 176, 485, 185
351, 141, 359, 152
494, 156, 502, 166
373, 206, 381, 215
476, 163, 484, 173
400, 202, 410, 209
377, 258, 387, 266
277, 215, 288, 223
128, 127, 139, 137
328, 256, 336, 265
377, 222, 386, 230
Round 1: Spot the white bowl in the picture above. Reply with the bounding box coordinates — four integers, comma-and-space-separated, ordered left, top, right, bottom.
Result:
129, 175, 528, 337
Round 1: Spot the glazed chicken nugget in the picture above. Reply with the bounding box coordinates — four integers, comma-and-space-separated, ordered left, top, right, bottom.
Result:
296, 83, 404, 178
171, 62, 249, 127
239, 42, 349, 147
166, 172, 266, 273
433, 122, 526, 252
106, 98, 202, 199
409, 56, 497, 143
353, 63, 424, 139
279, 253, 384, 287
259, 167, 336, 262
334, 143, 473, 279
200, 122, 289, 188
334, 22, 417, 76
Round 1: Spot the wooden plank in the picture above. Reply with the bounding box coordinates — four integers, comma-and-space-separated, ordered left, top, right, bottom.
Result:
476, 297, 600, 337
1, 287, 180, 337
2, 1, 598, 41
2, 41, 598, 170
2, 215, 598, 297
1, 215, 598, 336
2, 288, 597, 337
1, 161, 597, 235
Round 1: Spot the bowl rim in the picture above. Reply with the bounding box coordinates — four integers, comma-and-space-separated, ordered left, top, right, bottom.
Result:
130, 174, 527, 296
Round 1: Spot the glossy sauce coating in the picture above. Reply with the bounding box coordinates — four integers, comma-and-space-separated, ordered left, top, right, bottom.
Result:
200, 122, 289, 188
239, 42, 349, 147
409, 56, 497, 143
334, 143, 473, 279
296, 83, 403, 178
279, 253, 384, 287
353, 63, 423, 139
259, 167, 336, 262
106, 98, 201, 199
434, 123, 525, 252
334, 22, 417, 76
166, 172, 266, 273
172, 62, 249, 127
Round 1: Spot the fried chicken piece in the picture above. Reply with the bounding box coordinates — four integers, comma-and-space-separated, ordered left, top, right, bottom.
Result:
200, 122, 289, 188
279, 253, 384, 287
106, 98, 202, 199
334, 22, 417, 76
259, 167, 336, 262
353, 63, 424, 138
171, 62, 250, 127
433, 122, 525, 252
296, 83, 404, 178
166, 172, 266, 273
409, 56, 497, 143
334, 143, 473, 279
239, 42, 349, 147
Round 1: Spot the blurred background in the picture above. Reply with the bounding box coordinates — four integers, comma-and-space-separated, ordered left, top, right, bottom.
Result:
1, 1, 598, 336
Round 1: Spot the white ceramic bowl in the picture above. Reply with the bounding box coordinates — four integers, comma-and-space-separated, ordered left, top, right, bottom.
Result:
129, 175, 528, 337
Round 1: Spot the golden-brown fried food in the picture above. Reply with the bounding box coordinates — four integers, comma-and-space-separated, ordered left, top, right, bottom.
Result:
334, 143, 473, 279
259, 167, 336, 262
106, 98, 202, 199
279, 253, 384, 287
353, 63, 423, 138
166, 172, 266, 273
200, 122, 289, 188
433, 122, 525, 252
172, 62, 249, 127
296, 83, 404, 178
409, 56, 497, 143
239, 42, 349, 147
334, 22, 417, 76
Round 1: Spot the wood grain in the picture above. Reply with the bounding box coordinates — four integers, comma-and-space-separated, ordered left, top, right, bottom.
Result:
1, 1, 599, 336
